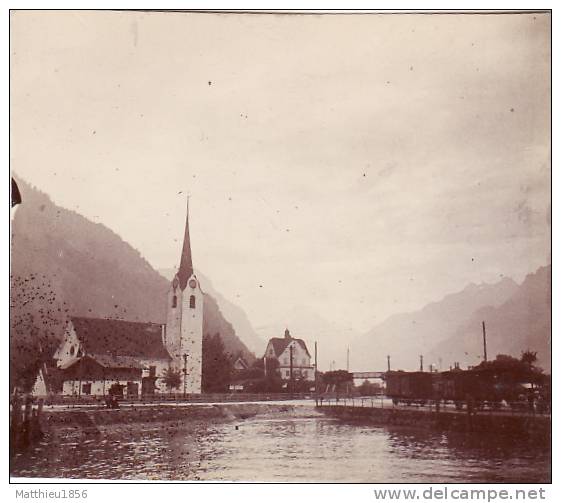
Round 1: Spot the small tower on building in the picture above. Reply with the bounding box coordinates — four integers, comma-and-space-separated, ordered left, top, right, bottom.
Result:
165, 200, 204, 394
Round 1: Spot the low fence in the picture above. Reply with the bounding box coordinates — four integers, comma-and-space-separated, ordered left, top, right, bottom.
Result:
317, 395, 551, 417
33, 392, 314, 407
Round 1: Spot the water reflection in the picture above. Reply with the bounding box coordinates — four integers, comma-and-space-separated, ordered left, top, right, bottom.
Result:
10, 415, 549, 482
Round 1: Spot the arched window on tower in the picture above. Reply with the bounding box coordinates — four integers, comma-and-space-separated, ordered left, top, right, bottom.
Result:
172, 295, 177, 308
189, 295, 196, 309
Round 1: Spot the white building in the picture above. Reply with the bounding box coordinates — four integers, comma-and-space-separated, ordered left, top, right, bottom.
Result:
53, 317, 171, 397
264, 329, 315, 381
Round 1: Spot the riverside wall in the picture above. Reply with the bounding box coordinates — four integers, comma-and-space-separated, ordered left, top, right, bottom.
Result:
318, 404, 551, 444
39, 402, 316, 436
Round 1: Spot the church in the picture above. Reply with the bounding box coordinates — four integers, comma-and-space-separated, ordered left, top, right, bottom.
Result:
33, 204, 204, 398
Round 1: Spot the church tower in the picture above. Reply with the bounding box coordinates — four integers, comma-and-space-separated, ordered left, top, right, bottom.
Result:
165, 200, 204, 394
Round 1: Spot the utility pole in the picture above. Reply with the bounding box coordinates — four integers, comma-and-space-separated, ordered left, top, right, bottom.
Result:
420, 355, 424, 372
314, 341, 318, 403
482, 321, 488, 363
387, 355, 391, 372
183, 353, 188, 398
289, 344, 294, 394
346, 347, 350, 372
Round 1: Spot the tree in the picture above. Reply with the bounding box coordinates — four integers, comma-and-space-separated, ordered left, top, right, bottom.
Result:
322, 370, 353, 396
162, 368, 182, 393
10, 274, 68, 392
202, 333, 233, 393
521, 350, 538, 368
358, 379, 382, 396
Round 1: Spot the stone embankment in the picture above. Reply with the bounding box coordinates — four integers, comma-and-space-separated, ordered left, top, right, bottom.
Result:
40, 402, 320, 437
318, 404, 551, 444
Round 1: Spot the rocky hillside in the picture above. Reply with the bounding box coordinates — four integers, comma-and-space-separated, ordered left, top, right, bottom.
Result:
352, 270, 550, 372
427, 265, 551, 371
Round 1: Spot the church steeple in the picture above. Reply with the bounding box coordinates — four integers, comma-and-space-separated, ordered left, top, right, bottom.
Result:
166, 195, 204, 394
177, 198, 194, 290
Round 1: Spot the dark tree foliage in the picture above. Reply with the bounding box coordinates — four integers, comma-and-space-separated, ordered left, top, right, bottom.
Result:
162, 367, 182, 392
322, 370, 353, 385
357, 379, 382, 396
10, 274, 68, 392
243, 358, 283, 393
520, 350, 538, 367
202, 333, 234, 393
321, 370, 354, 395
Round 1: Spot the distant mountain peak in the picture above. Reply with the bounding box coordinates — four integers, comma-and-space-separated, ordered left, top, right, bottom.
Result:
352, 269, 547, 372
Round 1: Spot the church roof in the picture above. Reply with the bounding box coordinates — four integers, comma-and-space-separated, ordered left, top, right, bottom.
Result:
177, 199, 194, 290
266, 337, 311, 359
70, 316, 171, 360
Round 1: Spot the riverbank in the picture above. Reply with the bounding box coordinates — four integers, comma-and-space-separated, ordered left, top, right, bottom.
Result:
318, 404, 551, 444
39, 401, 321, 437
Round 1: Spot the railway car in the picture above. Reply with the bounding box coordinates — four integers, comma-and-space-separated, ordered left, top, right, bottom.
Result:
385, 371, 433, 406
385, 358, 548, 411
435, 366, 539, 410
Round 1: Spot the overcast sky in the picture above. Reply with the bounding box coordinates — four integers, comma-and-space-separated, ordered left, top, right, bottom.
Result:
10, 11, 551, 333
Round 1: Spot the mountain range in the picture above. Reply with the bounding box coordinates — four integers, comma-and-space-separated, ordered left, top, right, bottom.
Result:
351, 266, 551, 372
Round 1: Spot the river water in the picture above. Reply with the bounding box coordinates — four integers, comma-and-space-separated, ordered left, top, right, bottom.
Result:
10, 405, 550, 482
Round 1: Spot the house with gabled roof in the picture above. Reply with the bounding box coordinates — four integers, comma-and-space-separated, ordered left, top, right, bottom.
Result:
54, 317, 171, 397
263, 329, 315, 382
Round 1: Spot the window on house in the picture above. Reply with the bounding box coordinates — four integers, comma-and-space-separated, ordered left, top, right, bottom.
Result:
172, 295, 177, 308
69, 346, 75, 356
82, 383, 92, 395
149, 366, 156, 377
285, 370, 290, 377
189, 295, 196, 309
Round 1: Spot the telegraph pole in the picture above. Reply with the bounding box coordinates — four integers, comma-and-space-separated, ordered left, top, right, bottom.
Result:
314, 342, 318, 383
387, 355, 391, 372
314, 341, 318, 404
346, 347, 350, 372
420, 355, 424, 372
183, 353, 188, 398
289, 344, 294, 394
482, 321, 488, 362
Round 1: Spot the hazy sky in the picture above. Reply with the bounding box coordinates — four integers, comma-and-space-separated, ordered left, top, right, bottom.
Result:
11, 11, 551, 333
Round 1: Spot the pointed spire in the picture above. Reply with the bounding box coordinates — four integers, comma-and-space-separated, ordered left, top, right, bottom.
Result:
177, 196, 193, 290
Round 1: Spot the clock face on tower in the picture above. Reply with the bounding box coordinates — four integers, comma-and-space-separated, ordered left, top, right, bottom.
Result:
189, 279, 197, 289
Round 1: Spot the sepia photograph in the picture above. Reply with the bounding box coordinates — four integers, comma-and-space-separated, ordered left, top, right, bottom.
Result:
9, 9, 551, 484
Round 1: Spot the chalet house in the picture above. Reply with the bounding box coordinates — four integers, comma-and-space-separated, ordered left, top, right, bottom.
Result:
263, 329, 314, 382
54, 317, 171, 398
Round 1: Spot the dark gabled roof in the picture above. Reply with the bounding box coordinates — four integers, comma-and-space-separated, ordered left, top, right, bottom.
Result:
60, 354, 144, 370
39, 361, 65, 394
62, 356, 142, 380
70, 316, 171, 360
266, 337, 311, 358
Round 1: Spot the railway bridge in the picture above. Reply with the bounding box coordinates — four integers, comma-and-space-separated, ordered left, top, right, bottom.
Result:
351, 371, 385, 380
